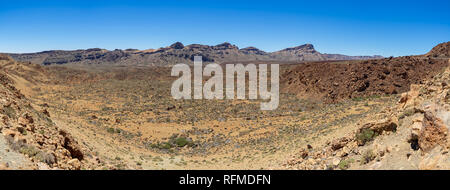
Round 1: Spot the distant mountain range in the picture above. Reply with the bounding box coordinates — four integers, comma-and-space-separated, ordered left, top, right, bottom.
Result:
7, 42, 383, 66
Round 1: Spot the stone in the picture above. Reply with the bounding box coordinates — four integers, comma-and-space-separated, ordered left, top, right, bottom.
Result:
332, 158, 341, 166
18, 113, 33, 127
331, 137, 350, 151
298, 148, 309, 159
67, 159, 81, 170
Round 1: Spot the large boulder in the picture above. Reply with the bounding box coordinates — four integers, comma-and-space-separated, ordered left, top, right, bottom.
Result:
418, 108, 448, 152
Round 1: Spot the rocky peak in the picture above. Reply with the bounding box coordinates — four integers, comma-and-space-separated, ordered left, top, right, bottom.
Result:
281, 44, 316, 53
213, 42, 238, 50
240, 47, 267, 55
169, 42, 185, 49
426, 41, 450, 57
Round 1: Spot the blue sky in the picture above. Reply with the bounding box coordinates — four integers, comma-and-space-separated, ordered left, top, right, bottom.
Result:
0, 0, 449, 56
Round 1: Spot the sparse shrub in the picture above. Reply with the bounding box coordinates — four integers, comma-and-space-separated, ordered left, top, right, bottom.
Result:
2, 106, 16, 119
35, 152, 56, 165
121, 131, 135, 139
12, 140, 56, 165
149, 143, 158, 149
19, 146, 39, 157
356, 128, 376, 145
115, 128, 122, 134
338, 158, 354, 170
5, 136, 23, 151
160, 142, 172, 149
361, 150, 376, 165
107, 127, 115, 133
102, 107, 113, 112
175, 137, 190, 147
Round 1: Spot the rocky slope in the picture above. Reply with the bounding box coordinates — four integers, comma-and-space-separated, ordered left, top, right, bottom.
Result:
285, 59, 450, 170
426, 41, 450, 58
7, 43, 382, 66
0, 54, 100, 169
282, 55, 449, 103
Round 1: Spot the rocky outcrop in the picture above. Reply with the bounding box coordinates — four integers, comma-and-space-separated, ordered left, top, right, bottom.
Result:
355, 118, 398, 146
419, 107, 448, 152
169, 42, 185, 49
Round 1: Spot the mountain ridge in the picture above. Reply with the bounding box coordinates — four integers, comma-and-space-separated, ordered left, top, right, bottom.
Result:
7, 42, 383, 66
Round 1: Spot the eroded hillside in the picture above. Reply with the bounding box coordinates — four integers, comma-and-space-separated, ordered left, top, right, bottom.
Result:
0, 55, 102, 169
285, 60, 450, 169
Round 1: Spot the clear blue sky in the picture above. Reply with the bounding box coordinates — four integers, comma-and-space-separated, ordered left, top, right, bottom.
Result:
0, 0, 449, 56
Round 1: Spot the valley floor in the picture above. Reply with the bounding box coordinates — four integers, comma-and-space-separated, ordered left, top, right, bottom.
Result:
1, 56, 449, 170
25, 64, 399, 169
